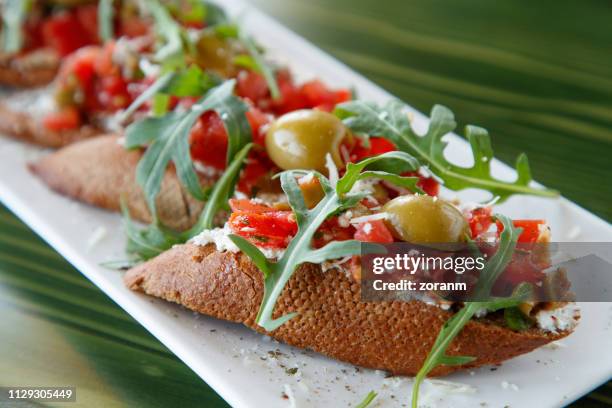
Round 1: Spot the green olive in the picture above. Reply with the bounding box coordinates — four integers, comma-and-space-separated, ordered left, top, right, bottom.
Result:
382, 195, 469, 243
194, 31, 238, 77
265, 110, 346, 172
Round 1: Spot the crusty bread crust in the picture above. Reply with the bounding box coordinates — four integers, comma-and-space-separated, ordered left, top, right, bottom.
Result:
125, 243, 570, 376
0, 48, 60, 88
30, 135, 208, 231
0, 101, 101, 147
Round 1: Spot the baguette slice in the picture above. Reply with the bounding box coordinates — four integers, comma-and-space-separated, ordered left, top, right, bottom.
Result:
30, 135, 208, 231
0, 48, 60, 88
0, 85, 103, 148
125, 243, 572, 376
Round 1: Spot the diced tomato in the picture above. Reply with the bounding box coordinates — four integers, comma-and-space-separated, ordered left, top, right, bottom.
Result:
22, 18, 45, 52
271, 70, 306, 114
229, 209, 297, 248
65, 47, 98, 87
236, 156, 272, 196
229, 199, 275, 213
42, 107, 81, 131
190, 106, 271, 171
468, 206, 493, 238
237, 69, 350, 115
94, 41, 117, 77
354, 219, 394, 243
514, 220, 547, 243
300, 79, 351, 112
236, 70, 269, 104
42, 11, 95, 56
245, 106, 270, 146
189, 111, 228, 170
403, 171, 439, 197
496, 219, 546, 243
349, 137, 396, 162
97, 75, 131, 110
313, 217, 355, 248
75, 4, 100, 43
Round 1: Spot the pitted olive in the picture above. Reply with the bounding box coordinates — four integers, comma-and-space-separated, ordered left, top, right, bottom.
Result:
382, 195, 469, 243
265, 109, 346, 172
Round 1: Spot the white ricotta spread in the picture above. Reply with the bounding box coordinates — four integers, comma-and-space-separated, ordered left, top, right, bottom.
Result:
536, 303, 580, 333
3, 86, 55, 116
190, 223, 285, 259
190, 223, 240, 253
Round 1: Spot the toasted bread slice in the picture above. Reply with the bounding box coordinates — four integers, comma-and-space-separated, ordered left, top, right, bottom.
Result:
30, 135, 208, 231
124, 243, 571, 376
0, 48, 60, 88
0, 85, 102, 148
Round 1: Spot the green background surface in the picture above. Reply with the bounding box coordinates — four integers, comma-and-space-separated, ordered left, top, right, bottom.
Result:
1, 0, 611, 407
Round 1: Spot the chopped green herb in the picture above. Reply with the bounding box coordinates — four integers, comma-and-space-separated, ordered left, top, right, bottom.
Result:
410, 216, 531, 408
504, 306, 533, 331
122, 143, 252, 260
335, 101, 558, 201
1, 0, 29, 53
355, 391, 377, 408
230, 151, 420, 331
124, 79, 251, 215
98, 0, 114, 42
147, 0, 186, 68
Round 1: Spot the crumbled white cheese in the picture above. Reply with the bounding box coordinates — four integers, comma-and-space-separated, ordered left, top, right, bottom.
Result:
325, 153, 338, 188
337, 210, 353, 228
139, 58, 161, 78
259, 247, 286, 260
297, 172, 314, 185
536, 303, 580, 333
190, 223, 285, 259
190, 224, 240, 253
233, 190, 248, 200
194, 161, 223, 178
3, 86, 55, 116
349, 178, 378, 195
349, 212, 389, 225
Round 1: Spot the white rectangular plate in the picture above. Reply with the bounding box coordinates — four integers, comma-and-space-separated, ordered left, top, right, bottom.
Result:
1, 1, 611, 406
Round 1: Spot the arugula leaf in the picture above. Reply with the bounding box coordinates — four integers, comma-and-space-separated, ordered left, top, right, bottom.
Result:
202, 1, 229, 25
124, 79, 250, 216
147, 0, 185, 68
120, 66, 220, 122
120, 72, 176, 122
335, 100, 558, 201
1, 0, 28, 53
183, 143, 253, 236
98, 0, 114, 42
355, 391, 377, 408
504, 307, 533, 331
122, 144, 252, 261
336, 150, 420, 195
164, 65, 218, 96
229, 151, 420, 331
410, 215, 526, 408
121, 198, 182, 260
